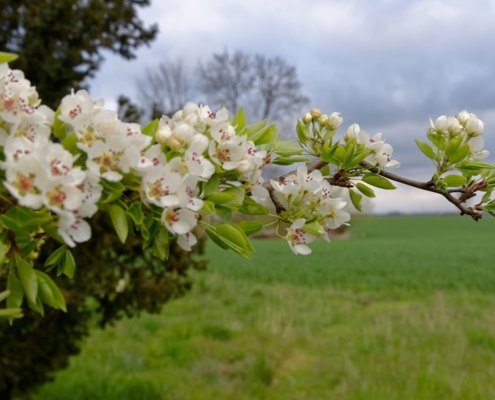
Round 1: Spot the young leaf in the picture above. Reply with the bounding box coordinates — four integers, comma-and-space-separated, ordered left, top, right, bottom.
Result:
447, 144, 470, 165
109, 204, 128, 243
273, 140, 304, 157
142, 119, 159, 137
296, 119, 310, 144
251, 124, 278, 145
7, 272, 24, 309
239, 119, 266, 137
215, 224, 252, 258
36, 272, 55, 307
152, 226, 171, 260
415, 139, 436, 160
61, 133, 79, 154
58, 248, 76, 279
427, 132, 447, 151
303, 221, 325, 236
44, 246, 66, 268
239, 196, 269, 215
232, 108, 247, 132
202, 173, 220, 197
207, 192, 237, 205
35, 271, 67, 312
16, 259, 38, 306
272, 156, 309, 165
362, 173, 396, 190
443, 174, 467, 187
126, 202, 145, 226
238, 221, 263, 236
0, 51, 19, 63
355, 182, 376, 198
349, 190, 363, 212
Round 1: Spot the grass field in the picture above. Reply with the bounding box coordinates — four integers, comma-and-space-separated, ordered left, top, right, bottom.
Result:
35, 215, 495, 400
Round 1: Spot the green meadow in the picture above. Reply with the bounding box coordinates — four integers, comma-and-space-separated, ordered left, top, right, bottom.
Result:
35, 215, 495, 400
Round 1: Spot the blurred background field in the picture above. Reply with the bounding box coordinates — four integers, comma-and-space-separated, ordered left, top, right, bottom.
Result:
35, 215, 495, 400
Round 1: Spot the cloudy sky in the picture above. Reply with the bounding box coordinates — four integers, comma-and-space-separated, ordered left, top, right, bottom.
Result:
89, 0, 495, 214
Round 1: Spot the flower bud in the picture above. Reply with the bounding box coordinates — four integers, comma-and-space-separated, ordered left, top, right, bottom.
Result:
319, 114, 329, 125
169, 138, 181, 149
431, 115, 448, 134
344, 123, 360, 141
156, 125, 172, 144
310, 108, 321, 118
327, 112, 343, 130
447, 116, 463, 137
458, 110, 470, 126
303, 112, 312, 124
466, 116, 484, 137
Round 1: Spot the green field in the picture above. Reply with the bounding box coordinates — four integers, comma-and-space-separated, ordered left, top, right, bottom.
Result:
36, 216, 495, 400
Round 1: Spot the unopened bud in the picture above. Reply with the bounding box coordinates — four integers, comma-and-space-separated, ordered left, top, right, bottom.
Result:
319, 114, 329, 125
430, 115, 448, 134
303, 112, 312, 124
169, 138, 181, 149
156, 125, 172, 144
327, 112, 343, 130
310, 108, 321, 118
466, 116, 484, 137
447, 116, 463, 137
458, 110, 470, 126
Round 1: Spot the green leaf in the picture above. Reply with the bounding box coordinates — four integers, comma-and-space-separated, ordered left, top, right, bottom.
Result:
7, 273, 24, 309
205, 227, 229, 250
52, 105, 67, 140
445, 136, 463, 158
342, 144, 356, 167
272, 156, 309, 165
347, 149, 371, 168
239, 119, 267, 137
203, 174, 220, 197
0, 206, 51, 232
202, 201, 216, 215
142, 119, 159, 136
415, 139, 436, 160
215, 224, 252, 258
36, 272, 55, 307
238, 221, 263, 236
44, 246, 66, 268
17, 259, 38, 306
296, 119, 310, 144
126, 202, 145, 226
250, 124, 279, 145
443, 174, 467, 187
152, 226, 171, 260
321, 142, 340, 165
456, 161, 495, 175
273, 140, 304, 157
362, 173, 396, 190
448, 144, 470, 165
349, 190, 363, 212
303, 221, 325, 236
239, 195, 269, 215
58, 249, 76, 279
35, 271, 66, 312
232, 108, 247, 132
0, 308, 23, 319
427, 132, 447, 151
0, 51, 19, 63
61, 133, 79, 154
109, 204, 128, 243
355, 182, 376, 198
101, 180, 125, 204
0, 238, 5, 266
207, 192, 237, 205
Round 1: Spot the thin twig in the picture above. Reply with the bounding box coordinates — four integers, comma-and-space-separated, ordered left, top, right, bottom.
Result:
262, 157, 482, 221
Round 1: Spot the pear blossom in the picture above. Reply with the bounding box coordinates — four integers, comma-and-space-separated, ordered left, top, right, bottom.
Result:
201, 105, 229, 126
466, 116, 484, 137
469, 137, 489, 160
208, 140, 245, 170
161, 207, 197, 235
210, 122, 239, 144
297, 165, 324, 193
270, 173, 299, 194
142, 166, 182, 208
447, 116, 463, 137
184, 135, 215, 179
430, 115, 449, 135
372, 143, 400, 169
57, 210, 92, 248
327, 112, 343, 130
177, 231, 198, 251
286, 219, 316, 255
318, 199, 351, 230
177, 175, 203, 211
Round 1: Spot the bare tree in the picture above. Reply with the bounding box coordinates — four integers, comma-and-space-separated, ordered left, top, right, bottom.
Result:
253, 55, 310, 121
136, 59, 190, 119
196, 50, 255, 114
